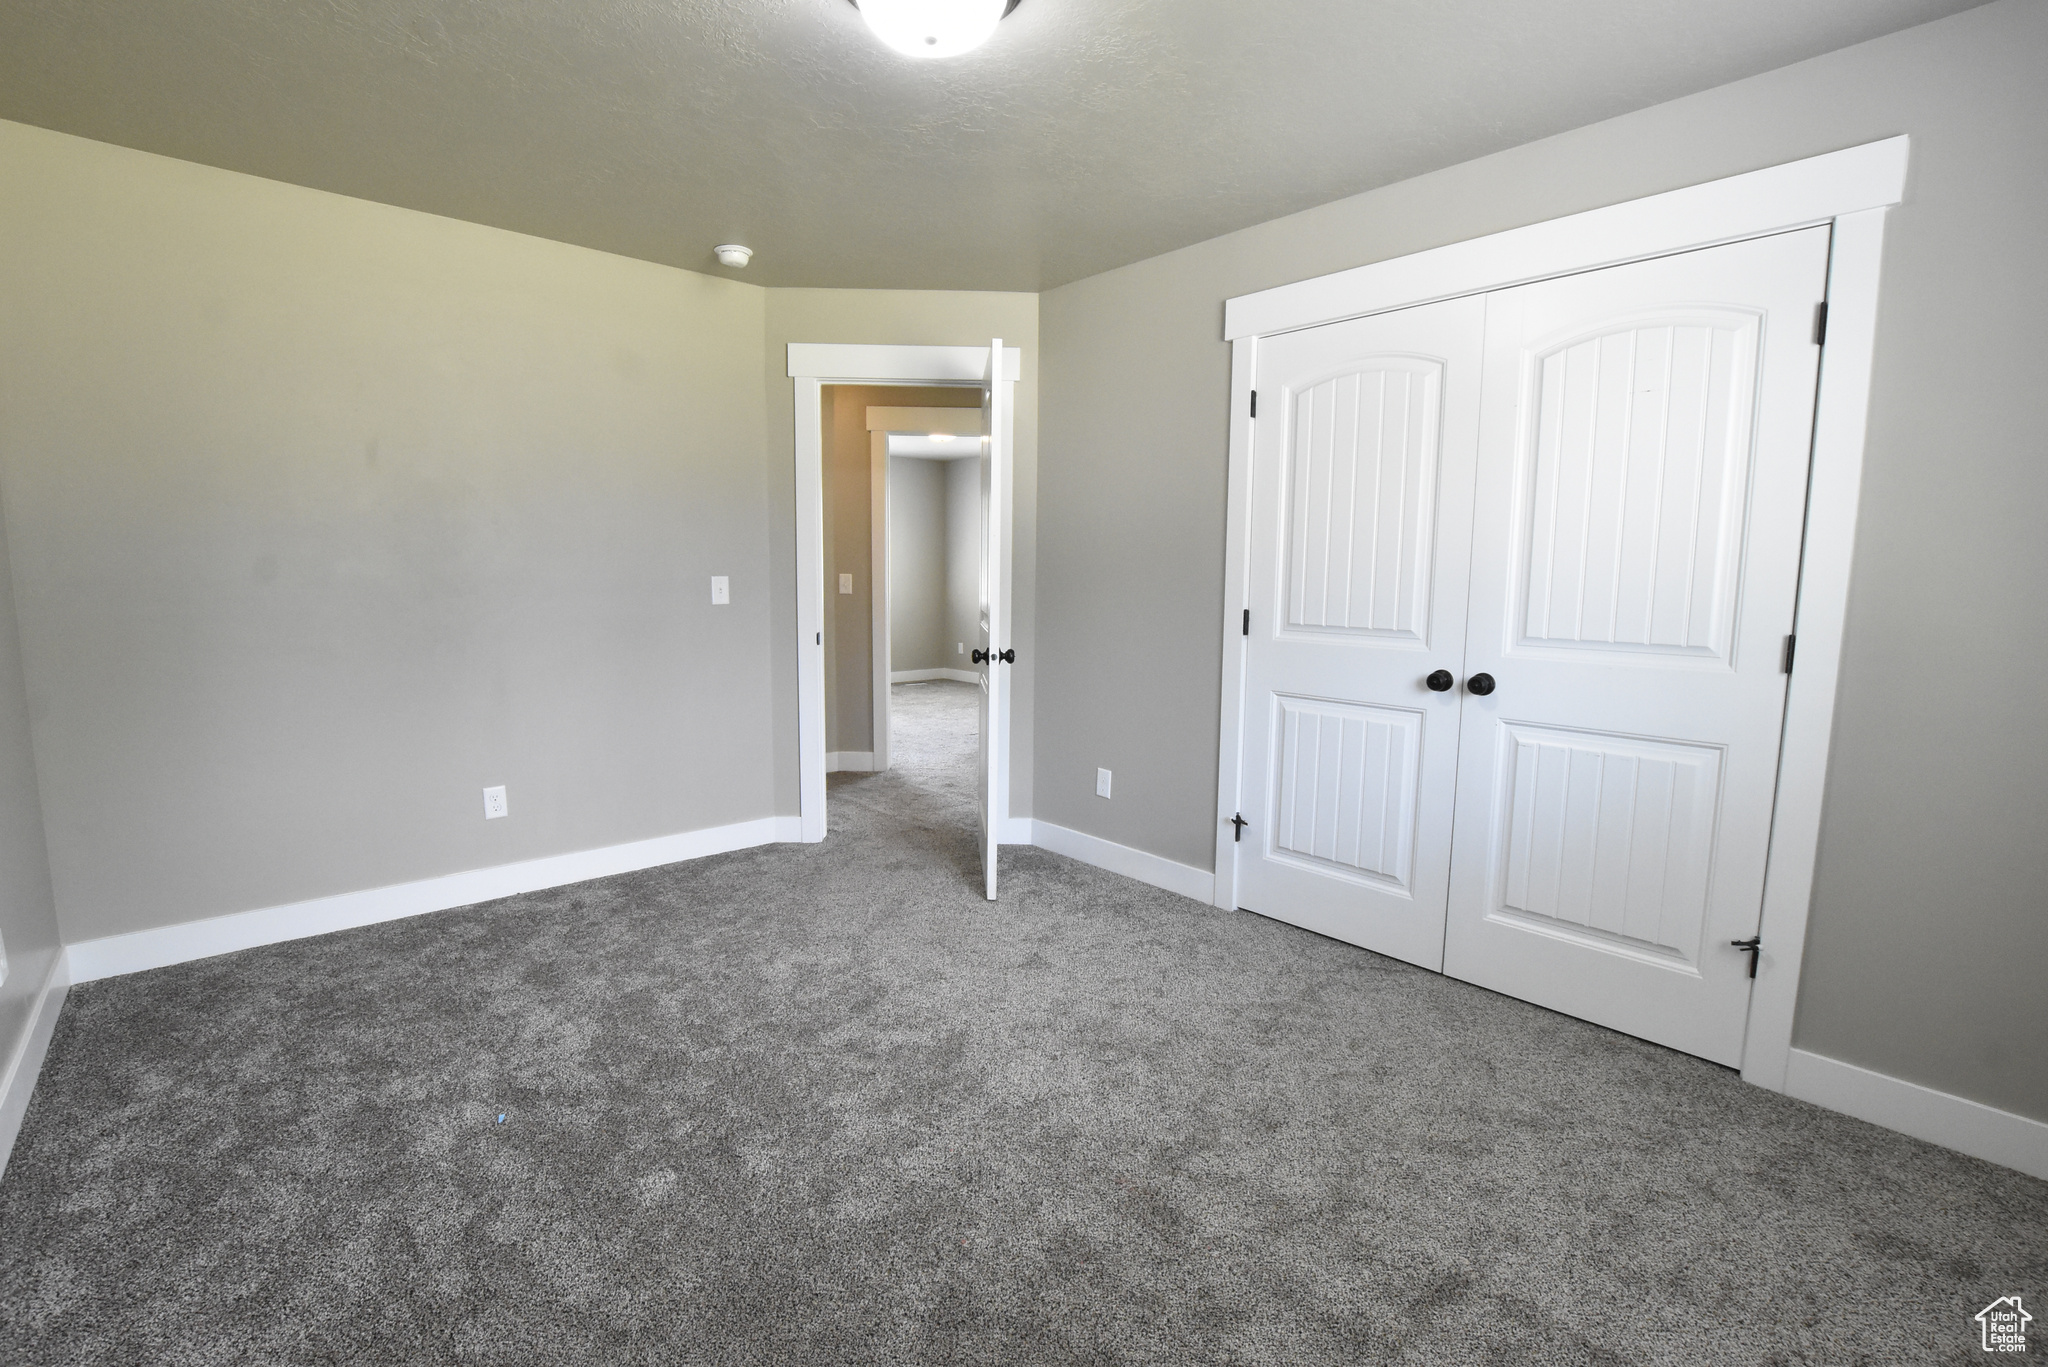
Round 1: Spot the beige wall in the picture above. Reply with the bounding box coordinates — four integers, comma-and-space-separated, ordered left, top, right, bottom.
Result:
764, 291, 1039, 817
1035, 0, 2048, 1121
0, 488, 63, 1108
887, 458, 949, 673
822, 386, 977, 754
0, 120, 778, 943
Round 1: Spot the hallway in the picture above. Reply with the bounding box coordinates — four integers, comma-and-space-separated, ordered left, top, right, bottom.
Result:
1, 691, 2040, 1363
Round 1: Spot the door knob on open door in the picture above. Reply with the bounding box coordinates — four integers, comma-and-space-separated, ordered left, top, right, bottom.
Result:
971, 648, 990, 664
1467, 672, 1496, 696
1425, 669, 1454, 692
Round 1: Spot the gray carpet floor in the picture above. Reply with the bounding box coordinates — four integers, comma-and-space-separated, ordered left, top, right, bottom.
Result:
2, 679, 2042, 1365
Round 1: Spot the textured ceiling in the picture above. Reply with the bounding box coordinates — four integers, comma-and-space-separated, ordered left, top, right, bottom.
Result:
0, 0, 1989, 289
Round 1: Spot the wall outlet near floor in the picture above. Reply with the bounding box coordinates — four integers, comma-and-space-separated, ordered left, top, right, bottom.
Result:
483, 785, 508, 820
1096, 768, 1113, 799
710, 575, 729, 605
839, 573, 854, 595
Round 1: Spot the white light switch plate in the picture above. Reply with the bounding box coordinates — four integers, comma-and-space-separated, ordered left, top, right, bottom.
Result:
839, 573, 854, 594
1096, 768, 1112, 799
483, 785, 508, 819
710, 575, 729, 605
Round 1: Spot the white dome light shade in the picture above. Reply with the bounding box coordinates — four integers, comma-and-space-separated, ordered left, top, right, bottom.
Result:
857, 0, 1007, 59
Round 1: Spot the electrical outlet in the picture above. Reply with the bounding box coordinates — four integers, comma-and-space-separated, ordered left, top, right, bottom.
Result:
710, 575, 729, 605
483, 785, 507, 820
839, 573, 854, 595
1096, 768, 1112, 799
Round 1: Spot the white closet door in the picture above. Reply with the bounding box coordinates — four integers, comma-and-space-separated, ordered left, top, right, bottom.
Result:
1236, 295, 1486, 969
1444, 227, 1831, 1065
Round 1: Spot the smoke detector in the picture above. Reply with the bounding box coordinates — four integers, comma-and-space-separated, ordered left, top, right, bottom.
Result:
713, 244, 753, 268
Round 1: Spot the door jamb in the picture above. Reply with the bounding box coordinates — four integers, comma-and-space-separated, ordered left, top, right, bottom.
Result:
787, 344, 1022, 844
1210, 138, 1906, 1095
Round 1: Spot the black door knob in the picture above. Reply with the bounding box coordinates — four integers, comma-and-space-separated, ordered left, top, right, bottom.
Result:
1467, 672, 1496, 696
998, 649, 1015, 664
971, 648, 989, 664
1425, 669, 1454, 692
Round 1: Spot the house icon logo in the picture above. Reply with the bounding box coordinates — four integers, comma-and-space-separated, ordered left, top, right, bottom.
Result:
1976, 1296, 2031, 1353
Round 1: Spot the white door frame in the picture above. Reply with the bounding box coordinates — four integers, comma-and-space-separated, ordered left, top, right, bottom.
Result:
787, 343, 1022, 843
1212, 137, 1907, 1093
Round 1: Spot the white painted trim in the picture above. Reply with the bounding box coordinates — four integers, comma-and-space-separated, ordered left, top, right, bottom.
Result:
1785, 1049, 2048, 1181
996, 816, 1034, 845
891, 668, 979, 684
64, 816, 800, 984
794, 376, 828, 842
788, 344, 1018, 850
1226, 137, 1908, 339
789, 343, 1021, 383
1211, 336, 1257, 911
1029, 819, 1216, 904
1740, 208, 1889, 1090
870, 429, 891, 775
1216, 145, 1907, 1121
0, 953, 70, 1184
827, 751, 876, 773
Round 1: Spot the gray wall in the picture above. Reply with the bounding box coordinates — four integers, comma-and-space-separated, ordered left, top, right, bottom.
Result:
0, 120, 779, 944
1035, 0, 2048, 1121
0, 487, 64, 1110
945, 457, 982, 668
887, 457, 949, 674
764, 291, 1039, 819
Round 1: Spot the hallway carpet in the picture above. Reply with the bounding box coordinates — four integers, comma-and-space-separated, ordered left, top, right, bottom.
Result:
2, 680, 2041, 1365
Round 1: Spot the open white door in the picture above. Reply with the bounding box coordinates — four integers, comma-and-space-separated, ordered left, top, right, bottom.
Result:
976, 339, 1010, 900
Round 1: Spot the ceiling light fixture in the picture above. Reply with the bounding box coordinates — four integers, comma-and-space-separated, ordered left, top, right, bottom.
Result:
713, 244, 753, 268
848, 0, 1023, 59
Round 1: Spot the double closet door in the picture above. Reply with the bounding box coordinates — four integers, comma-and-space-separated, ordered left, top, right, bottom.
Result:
1236, 227, 1831, 1066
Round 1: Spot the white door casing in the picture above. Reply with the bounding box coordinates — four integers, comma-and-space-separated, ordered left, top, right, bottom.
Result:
1235, 295, 1486, 968
976, 339, 1011, 899
1441, 227, 1832, 1066
787, 344, 1020, 847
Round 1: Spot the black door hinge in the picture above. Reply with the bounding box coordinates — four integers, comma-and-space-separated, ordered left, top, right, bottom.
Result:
1814, 302, 1829, 346
1730, 935, 1761, 978
1782, 634, 1797, 674
1230, 813, 1248, 842
1249, 390, 1257, 419
1243, 608, 1250, 636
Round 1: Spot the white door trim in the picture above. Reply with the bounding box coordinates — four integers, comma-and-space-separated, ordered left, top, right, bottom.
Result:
1224, 137, 1907, 340
1214, 138, 1906, 1098
787, 344, 1022, 842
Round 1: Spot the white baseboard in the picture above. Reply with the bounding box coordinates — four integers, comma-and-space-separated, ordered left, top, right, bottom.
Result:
826, 751, 876, 773
996, 816, 1034, 845
0, 952, 70, 1184
64, 814, 802, 984
1025, 819, 1216, 903
1783, 1047, 2048, 1181
890, 669, 978, 685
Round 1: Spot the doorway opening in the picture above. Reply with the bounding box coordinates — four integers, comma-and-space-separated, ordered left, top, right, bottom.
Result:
790, 341, 1019, 897
820, 389, 985, 839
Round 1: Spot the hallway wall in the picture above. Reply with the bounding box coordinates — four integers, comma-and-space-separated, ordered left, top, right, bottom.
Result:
1034, 0, 2048, 1121
887, 457, 949, 674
